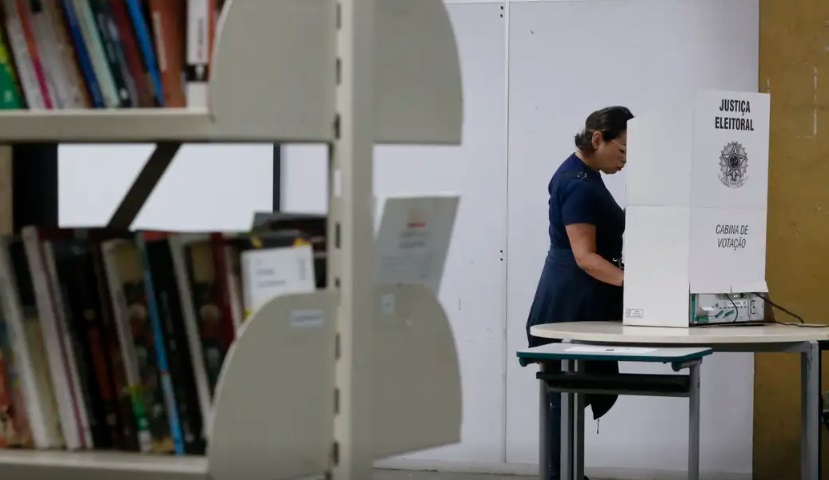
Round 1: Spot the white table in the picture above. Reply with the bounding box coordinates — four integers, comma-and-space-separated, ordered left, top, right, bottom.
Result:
529, 321, 829, 480
518, 343, 712, 480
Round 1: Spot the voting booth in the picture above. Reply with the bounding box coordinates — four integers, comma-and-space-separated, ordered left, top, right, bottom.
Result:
623, 90, 771, 328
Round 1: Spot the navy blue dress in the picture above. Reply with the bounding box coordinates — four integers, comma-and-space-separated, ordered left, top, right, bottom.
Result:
527, 153, 625, 479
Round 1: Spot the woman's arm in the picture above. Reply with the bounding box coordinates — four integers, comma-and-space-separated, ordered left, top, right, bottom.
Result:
565, 223, 624, 287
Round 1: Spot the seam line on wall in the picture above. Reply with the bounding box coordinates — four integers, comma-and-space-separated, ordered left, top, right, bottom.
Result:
501, 0, 511, 465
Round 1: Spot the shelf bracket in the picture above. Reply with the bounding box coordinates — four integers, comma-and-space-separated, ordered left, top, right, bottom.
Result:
107, 142, 181, 229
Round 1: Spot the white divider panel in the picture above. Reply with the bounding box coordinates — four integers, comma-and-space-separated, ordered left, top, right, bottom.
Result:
505, 0, 758, 473
208, 291, 336, 480
213, 0, 463, 144
281, 1, 507, 465
374, 0, 463, 144
371, 284, 463, 458
209, 0, 334, 141
373, 2, 507, 463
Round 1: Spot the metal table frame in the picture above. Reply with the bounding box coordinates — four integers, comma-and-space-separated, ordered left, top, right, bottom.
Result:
541, 338, 822, 480
537, 340, 703, 480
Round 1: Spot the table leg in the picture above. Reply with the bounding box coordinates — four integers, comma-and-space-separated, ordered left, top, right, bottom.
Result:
801, 341, 820, 480
539, 362, 552, 480
573, 360, 585, 480
561, 359, 574, 480
688, 362, 700, 480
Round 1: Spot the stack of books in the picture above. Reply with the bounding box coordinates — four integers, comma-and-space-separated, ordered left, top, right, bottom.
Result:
0, 216, 325, 455
0, 0, 222, 110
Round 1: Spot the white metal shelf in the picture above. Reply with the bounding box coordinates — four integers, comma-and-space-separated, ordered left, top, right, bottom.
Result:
0, 0, 463, 144
0, 110, 215, 143
208, 285, 462, 480
0, 450, 206, 480
208, 291, 337, 480
0, 286, 462, 480
370, 284, 462, 459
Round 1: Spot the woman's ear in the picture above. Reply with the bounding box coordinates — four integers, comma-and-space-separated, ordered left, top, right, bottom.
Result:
591, 130, 603, 150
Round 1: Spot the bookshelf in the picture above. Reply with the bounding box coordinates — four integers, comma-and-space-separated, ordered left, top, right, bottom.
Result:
0, 1, 464, 480
0, 0, 462, 143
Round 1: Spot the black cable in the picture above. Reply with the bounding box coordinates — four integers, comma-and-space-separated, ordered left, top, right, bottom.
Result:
724, 294, 739, 323
774, 321, 829, 328
753, 293, 805, 324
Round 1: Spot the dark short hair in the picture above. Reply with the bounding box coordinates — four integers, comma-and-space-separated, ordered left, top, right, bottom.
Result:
574, 106, 634, 153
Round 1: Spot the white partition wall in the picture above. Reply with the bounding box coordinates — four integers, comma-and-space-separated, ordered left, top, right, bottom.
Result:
505, 0, 758, 476
282, 2, 509, 466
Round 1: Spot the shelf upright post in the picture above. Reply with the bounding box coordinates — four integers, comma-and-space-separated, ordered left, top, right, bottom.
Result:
328, 0, 376, 479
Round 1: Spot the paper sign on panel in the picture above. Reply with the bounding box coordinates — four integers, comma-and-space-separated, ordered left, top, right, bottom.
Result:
691, 91, 770, 210
688, 208, 767, 294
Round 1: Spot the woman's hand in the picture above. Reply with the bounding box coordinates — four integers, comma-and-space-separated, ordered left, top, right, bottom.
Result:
565, 223, 624, 287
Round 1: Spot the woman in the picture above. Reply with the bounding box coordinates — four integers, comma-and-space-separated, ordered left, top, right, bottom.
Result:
526, 106, 632, 480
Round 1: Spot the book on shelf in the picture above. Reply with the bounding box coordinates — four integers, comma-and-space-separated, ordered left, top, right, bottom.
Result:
0, 218, 325, 455
0, 0, 223, 111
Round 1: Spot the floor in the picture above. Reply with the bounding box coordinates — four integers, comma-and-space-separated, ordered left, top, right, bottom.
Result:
374, 472, 607, 480
374, 471, 530, 480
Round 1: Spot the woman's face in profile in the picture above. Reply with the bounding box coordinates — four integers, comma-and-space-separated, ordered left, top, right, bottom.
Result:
594, 130, 627, 174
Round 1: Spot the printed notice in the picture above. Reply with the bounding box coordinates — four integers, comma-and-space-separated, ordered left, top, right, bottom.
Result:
380, 294, 396, 315
564, 346, 657, 354
241, 245, 316, 314
290, 309, 325, 329
715, 98, 754, 132
375, 195, 459, 294
715, 223, 749, 251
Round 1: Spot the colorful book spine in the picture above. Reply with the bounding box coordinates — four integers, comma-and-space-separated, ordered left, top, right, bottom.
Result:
88, 0, 132, 107
96, 0, 138, 107
136, 234, 184, 455
4, 239, 65, 449
109, 0, 153, 107
0, 331, 11, 447
41, 243, 93, 448
0, 313, 33, 448
100, 239, 165, 453
170, 235, 212, 440
60, 0, 103, 108
15, 0, 53, 108
4, 0, 43, 108
21, 227, 83, 450
125, 0, 164, 106
44, 0, 90, 108
0, 21, 22, 108
27, 0, 71, 108
185, 0, 215, 108
71, 0, 119, 108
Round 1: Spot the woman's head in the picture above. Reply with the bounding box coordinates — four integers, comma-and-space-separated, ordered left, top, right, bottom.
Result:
574, 106, 634, 174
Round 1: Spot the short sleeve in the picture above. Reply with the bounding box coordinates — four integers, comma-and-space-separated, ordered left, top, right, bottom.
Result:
560, 180, 599, 226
